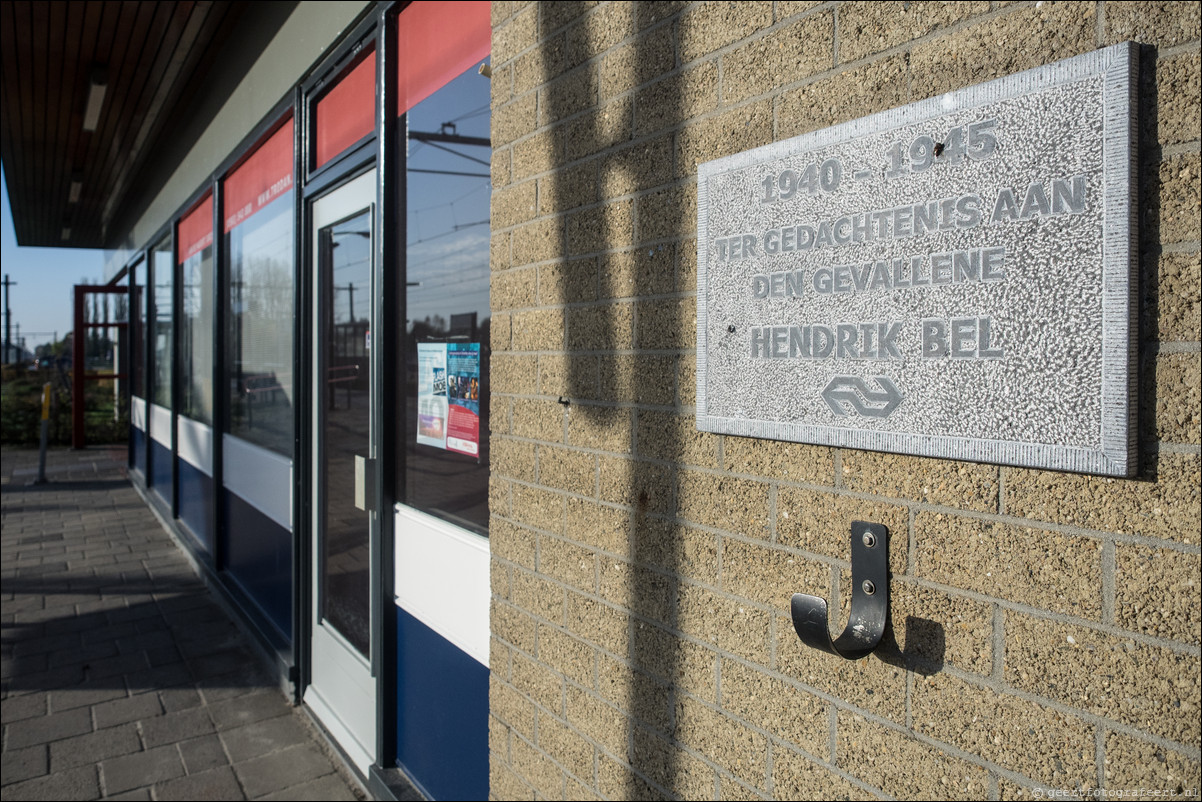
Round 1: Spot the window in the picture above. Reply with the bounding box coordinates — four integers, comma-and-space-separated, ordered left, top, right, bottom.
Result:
177, 196, 215, 424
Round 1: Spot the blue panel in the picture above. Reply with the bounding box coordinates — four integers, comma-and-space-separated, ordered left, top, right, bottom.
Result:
395, 607, 489, 801
177, 459, 213, 554
150, 438, 172, 504
131, 427, 146, 475
220, 488, 293, 640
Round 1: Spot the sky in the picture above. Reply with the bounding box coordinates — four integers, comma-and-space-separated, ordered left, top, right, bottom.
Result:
0, 166, 108, 352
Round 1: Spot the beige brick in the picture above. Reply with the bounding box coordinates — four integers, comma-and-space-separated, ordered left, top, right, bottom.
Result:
1148, 250, 1201, 343
538, 623, 594, 689
491, 227, 513, 271
838, 2, 988, 63
631, 725, 718, 800
1158, 153, 1202, 246
720, 660, 828, 760
677, 470, 772, 538
493, 93, 540, 149
631, 624, 719, 703
841, 452, 999, 513
722, 437, 834, 485
913, 671, 1095, 789
676, 99, 775, 178
720, 12, 833, 104
492, 311, 512, 351
596, 651, 673, 733
512, 131, 561, 183
601, 135, 675, 199
491, 181, 539, 235
776, 616, 907, 721
540, 534, 596, 593
566, 685, 629, 757
837, 711, 991, 800
513, 37, 562, 99
597, 456, 674, 513
492, 674, 538, 741
773, 746, 874, 800
490, 54, 514, 106
597, 752, 669, 801
512, 650, 565, 713
489, 758, 535, 801
494, 599, 539, 653
492, 144, 514, 191
634, 61, 721, 137
539, 353, 600, 399
676, 696, 768, 789
494, 437, 538, 483
889, 579, 993, 676
537, 713, 595, 779
566, 302, 635, 351
637, 182, 695, 243
636, 410, 719, 468
565, 591, 631, 656
632, 517, 719, 587
564, 774, 599, 801
678, 1, 773, 63
492, 517, 538, 571
636, 296, 695, 350
722, 538, 827, 611
1158, 53, 1202, 146
678, 353, 696, 406
600, 35, 676, 99
598, 557, 674, 623
600, 243, 676, 299
914, 512, 1103, 619
1001, 451, 1201, 545
777, 55, 909, 140
540, 0, 593, 34
1115, 545, 1201, 645
491, 267, 537, 315
717, 775, 770, 801
1104, 731, 1202, 794
511, 734, 565, 799
677, 583, 772, 666
541, 165, 598, 219
567, 497, 632, 556
493, 4, 537, 64
564, 2, 637, 66
565, 198, 635, 256
511, 307, 565, 352
1153, 351, 1202, 445
511, 397, 565, 442
598, 354, 678, 406
1104, 1, 1202, 47
537, 65, 598, 128
511, 217, 565, 270
492, 475, 512, 518
513, 567, 566, 623
568, 406, 634, 452
561, 98, 634, 163
1005, 613, 1202, 743
539, 446, 596, 495
910, 4, 1096, 101
775, 486, 908, 574
492, 352, 538, 397
539, 257, 598, 305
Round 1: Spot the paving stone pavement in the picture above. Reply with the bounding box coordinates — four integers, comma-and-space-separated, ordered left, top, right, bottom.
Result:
1, 446, 365, 801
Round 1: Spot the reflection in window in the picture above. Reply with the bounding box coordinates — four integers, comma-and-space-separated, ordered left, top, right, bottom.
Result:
402, 66, 491, 535
227, 192, 294, 456
131, 259, 146, 399
180, 246, 214, 424
151, 238, 173, 410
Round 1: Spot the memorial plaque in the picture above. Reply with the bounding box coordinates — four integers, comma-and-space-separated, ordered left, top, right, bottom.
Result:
696, 43, 1138, 476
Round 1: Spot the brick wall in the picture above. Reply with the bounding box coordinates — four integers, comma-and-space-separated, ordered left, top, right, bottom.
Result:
487, 2, 1201, 798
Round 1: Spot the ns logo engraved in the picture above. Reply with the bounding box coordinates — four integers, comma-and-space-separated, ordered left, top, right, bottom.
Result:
821, 376, 903, 418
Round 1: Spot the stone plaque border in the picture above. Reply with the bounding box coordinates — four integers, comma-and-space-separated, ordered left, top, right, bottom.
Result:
696, 42, 1138, 476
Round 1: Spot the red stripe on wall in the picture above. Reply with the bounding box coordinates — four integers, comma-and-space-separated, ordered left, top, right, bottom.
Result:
223, 117, 294, 233
396, 1, 490, 117
315, 50, 377, 170
178, 194, 213, 265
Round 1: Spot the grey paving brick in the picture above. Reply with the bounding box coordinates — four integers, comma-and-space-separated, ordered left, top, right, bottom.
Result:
159, 685, 203, 713
154, 765, 245, 801
100, 743, 186, 795
140, 706, 215, 748
48, 680, 128, 712
0, 691, 46, 724
49, 723, 142, 771
208, 690, 293, 731
179, 734, 231, 774
0, 743, 47, 786
92, 690, 163, 729
4, 705, 92, 749
0, 764, 99, 800
233, 743, 335, 799
257, 773, 362, 801
220, 714, 310, 761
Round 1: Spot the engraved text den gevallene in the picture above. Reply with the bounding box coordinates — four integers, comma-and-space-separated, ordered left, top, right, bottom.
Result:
711, 118, 1090, 362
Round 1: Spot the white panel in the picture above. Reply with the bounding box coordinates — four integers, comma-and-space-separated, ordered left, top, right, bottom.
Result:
131, 396, 147, 430
176, 417, 213, 476
394, 506, 490, 667
150, 404, 173, 448
222, 435, 293, 529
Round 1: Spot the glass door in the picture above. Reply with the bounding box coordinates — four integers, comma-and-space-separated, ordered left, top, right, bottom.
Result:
305, 169, 377, 774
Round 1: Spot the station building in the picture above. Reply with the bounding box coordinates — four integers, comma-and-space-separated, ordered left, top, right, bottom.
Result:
2, 1, 1198, 799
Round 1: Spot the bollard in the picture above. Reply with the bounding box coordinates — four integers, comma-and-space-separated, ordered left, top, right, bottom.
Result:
33, 383, 51, 484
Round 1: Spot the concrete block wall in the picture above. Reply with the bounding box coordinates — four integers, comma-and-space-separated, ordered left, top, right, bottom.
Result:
488, 2, 1201, 798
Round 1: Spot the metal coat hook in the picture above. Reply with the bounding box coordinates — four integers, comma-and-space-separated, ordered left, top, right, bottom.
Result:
791, 521, 888, 660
